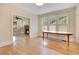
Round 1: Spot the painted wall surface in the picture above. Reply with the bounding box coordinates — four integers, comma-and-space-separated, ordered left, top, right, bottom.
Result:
76, 4, 79, 43
0, 4, 38, 47
29, 16, 38, 38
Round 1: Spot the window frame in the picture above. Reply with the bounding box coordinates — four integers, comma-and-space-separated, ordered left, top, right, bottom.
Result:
42, 14, 68, 32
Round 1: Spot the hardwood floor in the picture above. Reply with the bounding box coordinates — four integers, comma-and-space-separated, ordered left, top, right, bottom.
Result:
0, 33, 79, 55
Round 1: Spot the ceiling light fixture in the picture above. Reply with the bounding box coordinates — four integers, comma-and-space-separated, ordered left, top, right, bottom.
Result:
35, 2, 44, 6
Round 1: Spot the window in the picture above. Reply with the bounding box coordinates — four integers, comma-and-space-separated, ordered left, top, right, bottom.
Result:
42, 16, 57, 31
42, 15, 68, 32
58, 16, 68, 32
42, 17, 48, 31
49, 16, 57, 31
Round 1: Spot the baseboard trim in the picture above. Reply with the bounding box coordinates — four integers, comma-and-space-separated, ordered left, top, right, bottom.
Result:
0, 40, 12, 47
30, 34, 39, 38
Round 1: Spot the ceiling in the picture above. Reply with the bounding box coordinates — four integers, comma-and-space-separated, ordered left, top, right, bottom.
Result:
10, 3, 77, 15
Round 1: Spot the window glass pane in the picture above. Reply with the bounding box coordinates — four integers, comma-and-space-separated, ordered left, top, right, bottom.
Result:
42, 17, 48, 31
42, 25, 48, 31
58, 16, 68, 32
58, 25, 67, 32
49, 20, 56, 25
58, 16, 67, 25
48, 16, 57, 31
49, 19, 56, 31
49, 25, 56, 31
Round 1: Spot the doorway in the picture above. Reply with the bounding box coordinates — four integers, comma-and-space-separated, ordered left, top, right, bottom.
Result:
13, 15, 30, 37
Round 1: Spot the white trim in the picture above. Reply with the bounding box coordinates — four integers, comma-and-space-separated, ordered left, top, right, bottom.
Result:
0, 40, 12, 47
75, 36, 79, 43
12, 14, 30, 37
30, 33, 38, 38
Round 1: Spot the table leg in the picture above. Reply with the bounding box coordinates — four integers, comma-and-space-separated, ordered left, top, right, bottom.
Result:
47, 33, 48, 39
67, 35, 70, 47
43, 32, 44, 40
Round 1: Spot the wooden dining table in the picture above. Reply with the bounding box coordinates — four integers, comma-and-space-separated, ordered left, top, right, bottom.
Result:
43, 31, 73, 47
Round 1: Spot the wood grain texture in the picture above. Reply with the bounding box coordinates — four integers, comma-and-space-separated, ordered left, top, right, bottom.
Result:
0, 33, 79, 55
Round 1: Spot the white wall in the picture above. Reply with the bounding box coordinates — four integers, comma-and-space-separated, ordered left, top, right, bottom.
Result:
0, 4, 38, 47
29, 16, 38, 38
76, 4, 79, 43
